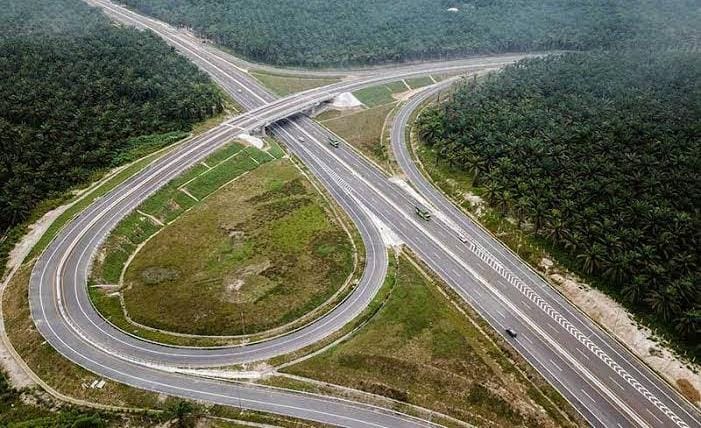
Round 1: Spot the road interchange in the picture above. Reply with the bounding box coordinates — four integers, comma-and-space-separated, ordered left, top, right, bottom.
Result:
18, 1, 701, 427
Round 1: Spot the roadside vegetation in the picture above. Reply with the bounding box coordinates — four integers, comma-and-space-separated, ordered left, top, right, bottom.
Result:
250, 71, 339, 96
0, 0, 224, 278
90, 144, 356, 337
316, 79, 437, 168
417, 49, 701, 358
120, 0, 698, 67
0, 369, 311, 427
0, 368, 171, 427
282, 254, 578, 427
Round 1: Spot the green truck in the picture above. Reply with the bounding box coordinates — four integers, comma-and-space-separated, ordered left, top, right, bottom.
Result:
328, 138, 340, 148
415, 205, 431, 220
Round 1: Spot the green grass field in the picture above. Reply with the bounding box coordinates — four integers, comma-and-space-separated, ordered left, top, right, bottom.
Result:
283, 255, 576, 427
352, 85, 396, 107
250, 71, 339, 96
405, 76, 434, 89
94, 158, 355, 336
384, 80, 409, 93
92, 141, 267, 284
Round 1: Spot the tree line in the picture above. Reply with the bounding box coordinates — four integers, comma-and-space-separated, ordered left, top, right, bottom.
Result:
418, 50, 701, 356
0, 0, 223, 274
120, 0, 699, 67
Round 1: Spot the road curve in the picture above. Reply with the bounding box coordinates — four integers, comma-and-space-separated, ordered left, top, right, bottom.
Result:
390, 81, 701, 428
22, 1, 701, 427
23, 2, 529, 427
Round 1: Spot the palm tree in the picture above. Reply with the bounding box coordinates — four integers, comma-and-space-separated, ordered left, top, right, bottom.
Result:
577, 243, 606, 274
482, 182, 501, 204
466, 152, 487, 185
544, 210, 568, 243
602, 251, 632, 284
675, 308, 700, 338
645, 288, 681, 322
417, 110, 444, 144
622, 276, 647, 305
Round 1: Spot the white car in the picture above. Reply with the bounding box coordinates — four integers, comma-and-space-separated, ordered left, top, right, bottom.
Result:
458, 234, 468, 243
298, 136, 305, 142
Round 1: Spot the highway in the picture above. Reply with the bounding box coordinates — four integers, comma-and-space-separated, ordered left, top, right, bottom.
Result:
23, 1, 527, 426
20, 0, 701, 427
389, 82, 701, 428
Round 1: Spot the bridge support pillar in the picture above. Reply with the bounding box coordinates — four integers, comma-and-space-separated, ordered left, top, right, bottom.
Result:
252, 126, 267, 137
306, 101, 331, 118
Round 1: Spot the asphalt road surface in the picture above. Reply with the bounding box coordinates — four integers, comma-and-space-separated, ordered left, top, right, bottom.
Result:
22, 1, 701, 427
389, 82, 701, 428
25, 1, 522, 426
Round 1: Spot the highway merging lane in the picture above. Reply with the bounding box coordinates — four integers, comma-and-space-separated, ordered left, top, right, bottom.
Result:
23, 0, 701, 427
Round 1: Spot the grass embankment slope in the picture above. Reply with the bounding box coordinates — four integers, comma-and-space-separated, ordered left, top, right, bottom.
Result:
250, 71, 339, 96
90, 142, 356, 337
0, 0, 225, 278
416, 49, 701, 359
0, 368, 312, 427
120, 0, 699, 67
284, 254, 578, 427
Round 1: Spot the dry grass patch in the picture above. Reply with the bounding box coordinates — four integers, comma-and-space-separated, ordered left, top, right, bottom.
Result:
676, 378, 700, 404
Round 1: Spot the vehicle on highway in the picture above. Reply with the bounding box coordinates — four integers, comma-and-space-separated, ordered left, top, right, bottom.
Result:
415, 205, 431, 220
328, 138, 340, 148
298, 136, 305, 142
457, 233, 468, 243
506, 328, 518, 338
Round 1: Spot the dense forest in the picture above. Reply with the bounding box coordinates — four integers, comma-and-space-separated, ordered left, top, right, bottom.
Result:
418, 50, 701, 354
0, 0, 223, 273
120, 0, 700, 67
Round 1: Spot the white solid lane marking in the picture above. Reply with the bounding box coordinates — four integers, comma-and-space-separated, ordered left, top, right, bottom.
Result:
581, 388, 597, 404
549, 359, 563, 372
577, 348, 591, 361
647, 409, 664, 425
609, 376, 627, 392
